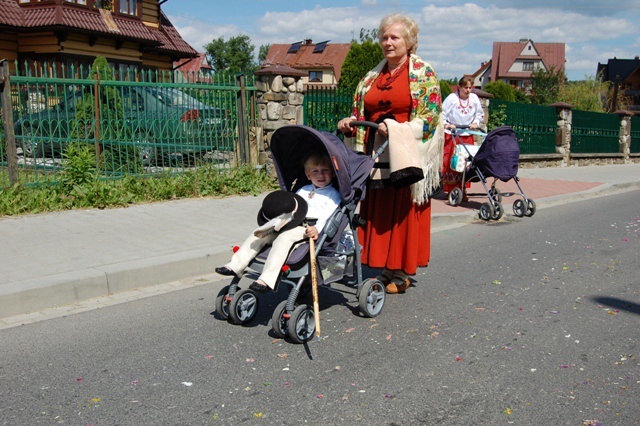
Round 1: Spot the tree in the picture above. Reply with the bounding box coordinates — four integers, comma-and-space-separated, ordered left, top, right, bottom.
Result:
204, 35, 255, 72
483, 81, 516, 101
557, 78, 608, 112
440, 80, 452, 99
338, 40, 383, 92
530, 66, 566, 105
258, 44, 270, 67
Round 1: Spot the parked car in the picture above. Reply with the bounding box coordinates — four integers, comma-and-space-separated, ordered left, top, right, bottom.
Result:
14, 86, 232, 165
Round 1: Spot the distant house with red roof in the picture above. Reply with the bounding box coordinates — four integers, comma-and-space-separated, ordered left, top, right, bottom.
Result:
468, 39, 565, 91
173, 53, 213, 84
0, 0, 196, 77
263, 39, 351, 87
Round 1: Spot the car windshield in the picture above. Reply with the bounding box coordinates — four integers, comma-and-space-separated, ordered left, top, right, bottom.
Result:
146, 88, 207, 108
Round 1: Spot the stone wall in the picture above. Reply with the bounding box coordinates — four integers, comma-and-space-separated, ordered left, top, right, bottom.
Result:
254, 67, 305, 166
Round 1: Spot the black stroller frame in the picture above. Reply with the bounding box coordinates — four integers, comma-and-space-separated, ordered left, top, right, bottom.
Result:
214, 122, 389, 343
447, 125, 536, 221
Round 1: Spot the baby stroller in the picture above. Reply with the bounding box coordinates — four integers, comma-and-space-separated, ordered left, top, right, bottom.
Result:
214, 123, 387, 343
448, 125, 536, 221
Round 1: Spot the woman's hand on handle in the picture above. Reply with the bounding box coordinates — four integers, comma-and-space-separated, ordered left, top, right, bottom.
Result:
338, 117, 356, 133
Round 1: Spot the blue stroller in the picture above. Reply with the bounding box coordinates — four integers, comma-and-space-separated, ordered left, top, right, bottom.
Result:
214, 124, 388, 343
448, 125, 536, 220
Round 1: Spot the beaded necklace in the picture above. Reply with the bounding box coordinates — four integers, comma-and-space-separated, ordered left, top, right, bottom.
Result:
376, 57, 409, 91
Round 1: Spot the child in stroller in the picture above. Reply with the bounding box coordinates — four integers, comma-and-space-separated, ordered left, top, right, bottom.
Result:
213, 124, 387, 343
215, 153, 341, 294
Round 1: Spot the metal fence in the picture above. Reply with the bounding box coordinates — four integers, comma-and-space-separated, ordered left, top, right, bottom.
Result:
571, 109, 620, 154
304, 86, 353, 133
1, 61, 257, 187
488, 100, 557, 154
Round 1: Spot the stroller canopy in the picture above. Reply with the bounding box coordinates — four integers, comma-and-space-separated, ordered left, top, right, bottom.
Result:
472, 126, 520, 181
270, 125, 375, 204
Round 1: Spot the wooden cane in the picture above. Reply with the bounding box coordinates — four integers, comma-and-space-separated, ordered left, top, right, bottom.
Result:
308, 234, 321, 340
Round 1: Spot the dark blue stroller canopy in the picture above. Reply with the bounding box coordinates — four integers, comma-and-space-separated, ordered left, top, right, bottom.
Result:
471, 126, 520, 182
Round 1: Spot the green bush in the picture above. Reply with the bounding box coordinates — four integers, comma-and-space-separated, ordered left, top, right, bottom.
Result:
484, 81, 516, 101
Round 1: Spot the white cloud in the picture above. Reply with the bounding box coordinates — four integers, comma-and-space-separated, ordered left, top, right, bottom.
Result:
167, 2, 639, 81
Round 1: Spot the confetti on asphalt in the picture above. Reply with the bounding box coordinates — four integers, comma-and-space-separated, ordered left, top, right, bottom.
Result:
277, 353, 289, 358
182, 382, 193, 386
501, 407, 512, 415
204, 355, 214, 359
345, 327, 356, 333
246, 358, 255, 363
253, 412, 263, 418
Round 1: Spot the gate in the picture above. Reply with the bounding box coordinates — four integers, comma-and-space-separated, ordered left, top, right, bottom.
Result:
489, 100, 557, 154
571, 110, 620, 153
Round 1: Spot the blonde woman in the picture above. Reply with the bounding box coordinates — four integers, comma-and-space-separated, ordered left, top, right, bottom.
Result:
338, 13, 442, 294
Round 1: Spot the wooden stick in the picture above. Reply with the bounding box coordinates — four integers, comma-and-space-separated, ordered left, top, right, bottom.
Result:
308, 236, 321, 340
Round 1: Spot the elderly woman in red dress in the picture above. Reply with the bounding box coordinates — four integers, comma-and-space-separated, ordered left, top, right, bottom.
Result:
338, 13, 443, 294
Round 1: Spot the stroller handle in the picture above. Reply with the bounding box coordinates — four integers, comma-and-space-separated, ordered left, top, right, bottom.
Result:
350, 121, 379, 130
348, 121, 387, 162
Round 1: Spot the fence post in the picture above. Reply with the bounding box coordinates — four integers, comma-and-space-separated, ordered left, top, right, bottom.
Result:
236, 74, 248, 165
551, 102, 573, 167
1, 59, 19, 186
93, 71, 102, 161
614, 109, 633, 164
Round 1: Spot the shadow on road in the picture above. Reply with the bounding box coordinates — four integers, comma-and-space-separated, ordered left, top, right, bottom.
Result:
590, 296, 640, 316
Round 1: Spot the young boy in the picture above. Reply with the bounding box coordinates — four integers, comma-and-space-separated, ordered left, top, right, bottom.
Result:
215, 153, 341, 293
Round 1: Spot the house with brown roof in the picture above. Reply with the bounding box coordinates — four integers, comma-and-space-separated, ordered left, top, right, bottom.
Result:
596, 57, 640, 112
263, 39, 351, 87
469, 39, 565, 91
0, 0, 196, 77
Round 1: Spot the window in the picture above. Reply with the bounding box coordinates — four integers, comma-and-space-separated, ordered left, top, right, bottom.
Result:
119, 0, 137, 16
65, 0, 87, 4
93, 0, 113, 11
309, 71, 323, 83
523, 62, 533, 71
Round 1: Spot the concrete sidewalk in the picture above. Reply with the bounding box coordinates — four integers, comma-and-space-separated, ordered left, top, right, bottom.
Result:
2, 163, 640, 321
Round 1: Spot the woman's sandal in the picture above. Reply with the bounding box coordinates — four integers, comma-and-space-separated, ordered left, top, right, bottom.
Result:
385, 277, 410, 294
375, 270, 393, 285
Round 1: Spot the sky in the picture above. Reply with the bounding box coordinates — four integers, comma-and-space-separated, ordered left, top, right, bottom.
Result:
163, 0, 640, 81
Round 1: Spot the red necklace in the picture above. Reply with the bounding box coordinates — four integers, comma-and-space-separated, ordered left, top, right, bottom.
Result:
376, 58, 409, 91
458, 93, 470, 109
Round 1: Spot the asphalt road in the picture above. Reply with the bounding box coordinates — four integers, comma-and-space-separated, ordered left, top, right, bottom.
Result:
1, 191, 638, 425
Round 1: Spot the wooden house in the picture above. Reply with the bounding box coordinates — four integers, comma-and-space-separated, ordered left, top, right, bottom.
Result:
263, 39, 351, 87
0, 0, 197, 78
597, 57, 640, 112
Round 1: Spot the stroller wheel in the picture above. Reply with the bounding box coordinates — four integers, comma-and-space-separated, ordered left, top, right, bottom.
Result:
449, 187, 464, 206
358, 278, 386, 318
513, 198, 526, 217
489, 187, 503, 203
287, 304, 315, 344
491, 201, 504, 220
229, 289, 259, 325
479, 202, 494, 221
271, 300, 295, 338
525, 199, 537, 217
214, 285, 231, 320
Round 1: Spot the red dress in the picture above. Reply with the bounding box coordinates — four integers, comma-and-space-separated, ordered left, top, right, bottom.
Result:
357, 64, 431, 276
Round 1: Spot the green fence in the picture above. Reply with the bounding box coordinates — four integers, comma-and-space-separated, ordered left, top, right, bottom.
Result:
488, 100, 557, 154
2, 62, 257, 187
571, 109, 620, 154
630, 115, 640, 154
303, 86, 353, 132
